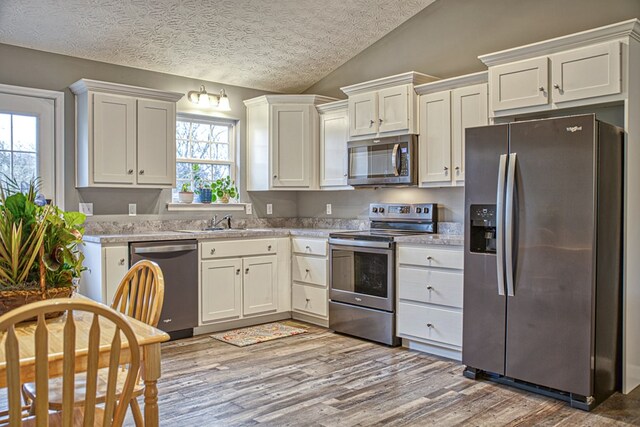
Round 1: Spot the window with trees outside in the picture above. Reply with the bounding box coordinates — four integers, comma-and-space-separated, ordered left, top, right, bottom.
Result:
175, 114, 237, 200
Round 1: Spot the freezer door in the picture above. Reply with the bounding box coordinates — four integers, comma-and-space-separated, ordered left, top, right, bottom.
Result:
462, 124, 509, 375
505, 115, 596, 396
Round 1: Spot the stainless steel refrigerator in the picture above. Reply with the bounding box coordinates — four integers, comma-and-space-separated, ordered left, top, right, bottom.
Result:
462, 114, 623, 410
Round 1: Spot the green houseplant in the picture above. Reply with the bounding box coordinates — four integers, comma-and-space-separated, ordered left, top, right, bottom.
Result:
0, 177, 86, 315
211, 177, 238, 203
178, 182, 194, 204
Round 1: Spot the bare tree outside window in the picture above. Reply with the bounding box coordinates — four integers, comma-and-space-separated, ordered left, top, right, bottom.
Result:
0, 113, 38, 186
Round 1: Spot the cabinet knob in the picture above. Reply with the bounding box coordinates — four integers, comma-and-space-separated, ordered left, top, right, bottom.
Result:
427, 285, 434, 291
273, 175, 278, 179
427, 323, 434, 328
267, 245, 272, 251
127, 169, 134, 175
305, 268, 310, 273
236, 269, 240, 275
369, 119, 375, 126
538, 86, 545, 92
378, 118, 383, 124
305, 245, 311, 251
305, 298, 310, 302
553, 83, 561, 90
245, 268, 249, 274
210, 248, 216, 255
427, 256, 433, 261
443, 166, 448, 171
139, 170, 145, 175
119, 258, 125, 265
455, 166, 460, 171
343, 173, 348, 177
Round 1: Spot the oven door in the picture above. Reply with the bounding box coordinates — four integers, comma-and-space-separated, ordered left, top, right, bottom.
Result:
329, 240, 395, 312
347, 136, 416, 186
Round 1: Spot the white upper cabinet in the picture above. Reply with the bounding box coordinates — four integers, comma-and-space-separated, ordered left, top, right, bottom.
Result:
244, 95, 336, 191
416, 72, 488, 188
342, 72, 439, 140
318, 100, 350, 189
482, 38, 623, 115
71, 79, 183, 188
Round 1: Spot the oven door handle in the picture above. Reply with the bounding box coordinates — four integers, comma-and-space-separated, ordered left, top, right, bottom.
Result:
329, 238, 392, 249
391, 143, 400, 176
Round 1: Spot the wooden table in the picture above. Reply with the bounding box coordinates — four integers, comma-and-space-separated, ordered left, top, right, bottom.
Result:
0, 296, 170, 426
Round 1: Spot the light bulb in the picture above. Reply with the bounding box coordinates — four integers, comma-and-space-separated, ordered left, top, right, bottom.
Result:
217, 89, 231, 111
198, 92, 210, 107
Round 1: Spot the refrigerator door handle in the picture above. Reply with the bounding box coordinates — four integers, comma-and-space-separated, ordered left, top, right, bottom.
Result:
505, 153, 517, 297
496, 154, 508, 296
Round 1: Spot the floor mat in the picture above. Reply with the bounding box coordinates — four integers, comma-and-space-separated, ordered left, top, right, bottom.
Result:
211, 322, 308, 347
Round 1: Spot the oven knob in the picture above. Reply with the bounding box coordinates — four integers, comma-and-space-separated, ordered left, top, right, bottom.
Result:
415, 207, 422, 214
372, 207, 378, 213
424, 208, 429, 214
379, 207, 385, 213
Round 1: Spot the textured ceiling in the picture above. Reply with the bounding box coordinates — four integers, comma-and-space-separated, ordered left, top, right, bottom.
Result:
0, 0, 435, 93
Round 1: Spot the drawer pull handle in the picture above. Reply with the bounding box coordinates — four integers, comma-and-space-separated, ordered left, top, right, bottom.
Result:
245, 268, 250, 274
210, 248, 216, 255
119, 258, 125, 265
267, 245, 272, 251
236, 269, 240, 275
427, 323, 434, 328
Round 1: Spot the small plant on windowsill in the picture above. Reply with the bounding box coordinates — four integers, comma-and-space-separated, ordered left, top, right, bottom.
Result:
178, 183, 194, 204
191, 164, 212, 203
211, 177, 238, 204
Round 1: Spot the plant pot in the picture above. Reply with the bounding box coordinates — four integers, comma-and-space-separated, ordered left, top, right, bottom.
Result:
0, 286, 76, 319
197, 189, 213, 204
178, 192, 194, 203
220, 194, 230, 203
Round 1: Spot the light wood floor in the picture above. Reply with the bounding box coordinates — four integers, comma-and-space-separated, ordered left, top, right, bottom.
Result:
126, 322, 640, 427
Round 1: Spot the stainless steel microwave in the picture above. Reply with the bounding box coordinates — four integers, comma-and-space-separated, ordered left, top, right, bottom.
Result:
347, 135, 417, 187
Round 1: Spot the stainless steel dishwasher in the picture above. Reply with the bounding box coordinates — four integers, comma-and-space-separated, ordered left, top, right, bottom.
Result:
130, 240, 198, 340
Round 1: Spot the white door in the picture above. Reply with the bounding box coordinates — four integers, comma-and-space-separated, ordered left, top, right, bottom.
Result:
271, 104, 311, 188
92, 93, 136, 185
201, 258, 242, 322
378, 85, 410, 134
137, 99, 175, 186
320, 109, 349, 187
489, 57, 549, 111
0, 92, 55, 200
419, 91, 452, 185
550, 41, 621, 103
242, 255, 278, 315
348, 92, 378, 137
103, 245, 129, 306
451, 83, 488, 183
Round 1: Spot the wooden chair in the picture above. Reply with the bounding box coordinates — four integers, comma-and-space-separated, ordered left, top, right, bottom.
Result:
23, 260, 165, 426
0, 298, 140, 427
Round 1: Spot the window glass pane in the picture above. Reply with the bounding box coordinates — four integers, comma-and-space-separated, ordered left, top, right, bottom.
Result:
190, 142, 210, 159
0, 151, 10, 177
176, 162, 192, 180
214, 144, 229, 161
176, 121, 191, 140
192, 123, 211, 142
211, 126, 229, 143
212, 164, 230, 181
12, 152, 37, 184
0, 114, 10, 150
177, 140, 189, 158
12, 115, 37, 152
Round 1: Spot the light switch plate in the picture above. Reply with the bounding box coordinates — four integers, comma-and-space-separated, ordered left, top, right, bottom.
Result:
266, 203, 273, 215
128, 203, 137, 216
79, 203, 93, 216
326, 204, 332, 215
245, 203, 253, 215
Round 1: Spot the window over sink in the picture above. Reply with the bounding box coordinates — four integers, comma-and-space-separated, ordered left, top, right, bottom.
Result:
173, 113, 237, 201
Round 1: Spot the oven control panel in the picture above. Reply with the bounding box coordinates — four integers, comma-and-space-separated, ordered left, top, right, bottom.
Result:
369, 203, 437, 221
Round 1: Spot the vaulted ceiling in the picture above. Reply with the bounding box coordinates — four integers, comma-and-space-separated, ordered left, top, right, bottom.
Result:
0, 0, 435, 93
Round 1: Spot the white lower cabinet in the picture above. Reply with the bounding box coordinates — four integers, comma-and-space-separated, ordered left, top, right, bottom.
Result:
201, 258, 242, 322
243, 256, 278, 315
291, 237, 329, 326
397, 243, 464, 360
79, 242, 129, 305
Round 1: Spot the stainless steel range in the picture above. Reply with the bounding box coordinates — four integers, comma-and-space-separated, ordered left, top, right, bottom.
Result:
328, 203, 438, 346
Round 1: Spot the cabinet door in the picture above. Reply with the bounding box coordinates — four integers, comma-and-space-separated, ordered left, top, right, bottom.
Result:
451, 84, 488, 183
320, 109, 349, 187
550, 42, 621, 103
348, 92, 378, 137
419, 91, 452, 185
103, 245, 129, 305
92, 93, 136, 184
489, 57, 549, 111
137, 99, 175, 186
271, 104, 311, 188
201, 258, 242, 322
243, 256, 278, 315
378, 85, 410, 134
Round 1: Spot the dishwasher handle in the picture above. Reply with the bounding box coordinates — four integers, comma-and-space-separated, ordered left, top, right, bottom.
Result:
133, 243, 197, 254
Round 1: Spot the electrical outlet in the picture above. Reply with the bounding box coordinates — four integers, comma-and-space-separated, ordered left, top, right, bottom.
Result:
245, 203, 252, 215
326, 203, 332, 215
266, 203, 273, 215
128, 203, 137, 216
79, 203, 93, 216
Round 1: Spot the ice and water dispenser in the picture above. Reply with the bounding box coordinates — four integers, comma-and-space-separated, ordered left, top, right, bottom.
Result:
469, 204, 497, 254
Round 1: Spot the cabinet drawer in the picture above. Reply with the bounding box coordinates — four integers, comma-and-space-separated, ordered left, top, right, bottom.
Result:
399, 267, 463, 308
292, 237, 327, 256
398, 302, 462, 347
398, 245, 463, 269
201, 239, 276, 260
292, 255, 327, 286
292, 284, 328, 318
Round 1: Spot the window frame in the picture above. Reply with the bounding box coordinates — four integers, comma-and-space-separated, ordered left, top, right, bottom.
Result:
175, 112, 238, 200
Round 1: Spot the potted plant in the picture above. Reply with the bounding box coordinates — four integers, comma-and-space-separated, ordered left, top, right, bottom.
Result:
191, 164, 212, 203
178, 183, 194, 203
0, 177, 86, 316
211, 177, 238, 203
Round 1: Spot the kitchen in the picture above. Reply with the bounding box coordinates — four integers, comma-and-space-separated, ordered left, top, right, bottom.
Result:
0, 1, 640, 425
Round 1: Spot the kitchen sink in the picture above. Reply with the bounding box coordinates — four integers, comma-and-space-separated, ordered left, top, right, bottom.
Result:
176, 228, 246, 233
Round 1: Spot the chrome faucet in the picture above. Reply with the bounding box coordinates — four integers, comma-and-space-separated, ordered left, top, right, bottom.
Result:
211, 214, 233, 229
